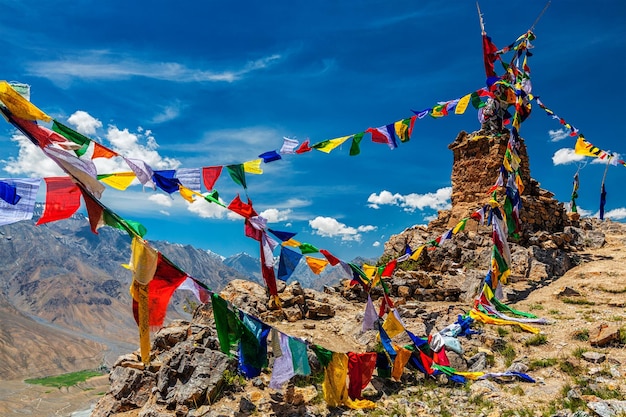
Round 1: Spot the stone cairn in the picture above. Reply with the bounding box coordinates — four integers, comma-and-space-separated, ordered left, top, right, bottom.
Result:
337, 128, 605, 306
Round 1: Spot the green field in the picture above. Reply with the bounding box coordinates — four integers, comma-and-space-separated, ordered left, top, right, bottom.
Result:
24, 370, 103, 388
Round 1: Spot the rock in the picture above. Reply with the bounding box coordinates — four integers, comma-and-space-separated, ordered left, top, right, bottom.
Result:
303, 322, 316, 330
153, 324, 188, 350
467, 352, 488, 372
92, 366, 157, 416
589, 324, 620, 347
581, 351, 606, 364
506, 362, 529, 374
283, 306, 303, 322
239, 396, 256, 413
305, 299, 335, 319
555, 286, 581, 297
586, 400, 626, 417
156, 342, 237, 407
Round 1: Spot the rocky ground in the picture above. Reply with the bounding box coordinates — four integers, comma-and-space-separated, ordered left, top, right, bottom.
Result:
83, 220, 625, 417
2, 220, 624, 417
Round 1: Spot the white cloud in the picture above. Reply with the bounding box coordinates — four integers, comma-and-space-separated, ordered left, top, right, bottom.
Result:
27, 51, 282, 84
259, 208, 292, 223
308, 216, 375, 242
151, 101, 184, 124
148, 193, 173, 207
105, 126, 181, 170
2, 132, 64, 177
423, 213, 438, 222
372, 241, 381, 247
552, 148, 585, 165
159, 210, 171, 216
368, 187, 452, 212
186, 196, 229, 219
602, 207, 626, 220
548, 129, 569, 142
67, 110, 103, 135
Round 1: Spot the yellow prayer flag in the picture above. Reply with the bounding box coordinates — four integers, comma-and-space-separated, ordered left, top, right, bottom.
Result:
0, 81, 52, 122
452, 218, 468, 234
304, 256, 329, 275
100, 172, 136, 190
455, 94, 471, 115
574, 135, 606, 158
282, 238, 301, 248
409, 245, 425, 261
178, 185, 200, 203
361, 263, 378, 280
315, 136, 351, 153
322, 353, 376, 409
130, 237, 158, 285
469, 308, 540, 333
243, 159, 263, 174
382, 310, 405, 338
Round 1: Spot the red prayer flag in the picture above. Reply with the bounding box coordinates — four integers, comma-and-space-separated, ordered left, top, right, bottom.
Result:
202, 166, 223, 191
295, 139, 312, 154
319, 249, 340, 266
133, 254, 188, 329
80, 188, 105, 233
36, 177, 81, 225
228, 195, 257, 219
381, 259, 397, 277
92, 142, 118, 159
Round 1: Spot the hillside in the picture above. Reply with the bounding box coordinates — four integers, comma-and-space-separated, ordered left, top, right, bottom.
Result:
0, 211, 251, 381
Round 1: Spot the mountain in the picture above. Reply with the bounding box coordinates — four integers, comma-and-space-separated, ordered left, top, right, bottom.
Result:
0, 210, 249, 380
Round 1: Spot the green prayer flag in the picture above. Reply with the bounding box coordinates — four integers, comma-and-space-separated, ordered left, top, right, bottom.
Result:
349, 132, 364, 156
212, 294, 241, 356
52, 120, 91, 157
311, 344, 333, 368
226, 164, 247, 189
299, 242, 319, 254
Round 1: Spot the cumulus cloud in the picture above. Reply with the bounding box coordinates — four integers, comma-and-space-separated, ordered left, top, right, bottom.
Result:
308, 216, 376, 242
552, 148, 585, 165
367, 187, 452, 212
186, 195, 229, 219
548, 129, 569, 142
2, 132, 64, 177
148, 193, 173, 207
259, 208, 292, 223
601, 207, 626, 220
27, 50, 282, 84
372, 241, 381, 247
68, 110, 103, 135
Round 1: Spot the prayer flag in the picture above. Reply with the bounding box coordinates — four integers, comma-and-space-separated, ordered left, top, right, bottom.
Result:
313, 135, 351, 153
36, 177, 81, 225
304, 256, 329, 275
349, 132, 364, 156
98, 172, 136, 190
298, 242, 319, 254
0, 178, 39, 226
295, 139, 312, 154
347, 352, 377, 400
320, 249, 340, 266
202, 166, 223, 190
243, 159, 263, 174
152, 170, 181, 194
600, 183, 607, 220
258, 150, 282, 163
277, 246, 302, 281
280, 137, 299, 154
366, 124, 398, 150
129, 237, 158, 285
176, 168, 202, 192
0, 81, 51, 122
394, 116, 416, 142
227, 195, 256, 218
226, 164, 247, 188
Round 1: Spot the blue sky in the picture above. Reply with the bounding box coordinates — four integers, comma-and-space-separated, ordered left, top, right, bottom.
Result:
0, 1, 625, 262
